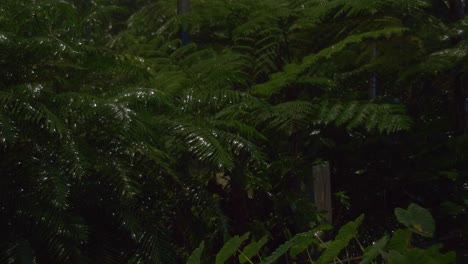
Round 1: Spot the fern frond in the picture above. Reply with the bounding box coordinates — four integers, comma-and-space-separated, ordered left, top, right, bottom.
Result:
305, 0, 427, 22
306, 0, 382, 21
126, 0, 178, 36
402, 40, 468, 80
0, 90, 67, 137
258, 101, 314, 134
180, 89, 263, 113
218, 131, 268, 165
167, 122, 235, 170
253, 26, 408, 97
111, 87, 173, 110
316, 101, 412, 133
0, 113, 19, 147
58, 138, 90, 180
213, 120, 268, 142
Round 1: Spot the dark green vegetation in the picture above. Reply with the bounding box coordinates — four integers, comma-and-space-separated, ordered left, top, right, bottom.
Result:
190, 204, 455, 264
0, 0, 466, 263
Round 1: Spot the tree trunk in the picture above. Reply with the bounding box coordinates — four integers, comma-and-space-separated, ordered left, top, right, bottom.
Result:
177, 0, 191, 45
369, 46, 377, 99
454, 75, 468, 134
448, 0, 467, 133
229, 178, 249, 234
448, 0, 465, 20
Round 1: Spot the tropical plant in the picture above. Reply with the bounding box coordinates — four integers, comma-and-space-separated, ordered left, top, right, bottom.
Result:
1, 0, 467, 262
187, 203, 455, 263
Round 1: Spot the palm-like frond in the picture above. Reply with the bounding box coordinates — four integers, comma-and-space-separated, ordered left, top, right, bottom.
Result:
259, 100, 411, 134
304, 0, 428, 21
167, 121, 236, 170
253, 26, 408, 97
0, 1, 182, 262
4, 0, 450, 262
402, 39, 468, 79
316, 101, 412, 133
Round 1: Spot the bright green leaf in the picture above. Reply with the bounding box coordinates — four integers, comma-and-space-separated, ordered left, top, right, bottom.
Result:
239, 236, 268, 263
395, 203, 435, 237
216, 233, 250, 264
187, 241, 204, 264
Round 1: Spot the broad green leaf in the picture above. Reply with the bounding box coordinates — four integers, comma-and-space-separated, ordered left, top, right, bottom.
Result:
316, 240, 347, 264
335, 214, 364, 241
289, 231, 318, 257
260, 236, 296, 264
289, 224, 332, 257
414, 245, 455, 264
239, 236, 268, 263
289, 224, 333, 257
387, 246, 455, 264
386, 229, 411, 251
187, 241, 204, 264
316, 214, 364, 264
359, 235, 389, 264
394, 203, 435, 237
387, 250, 410, 264
216, 233, 250, 264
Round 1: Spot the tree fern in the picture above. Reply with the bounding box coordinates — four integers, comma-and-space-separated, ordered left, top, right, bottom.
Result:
0, 1, 182, 262
304, 0, 428, 22
402, 39, 468, 80
257, 100, 410, 134
3, 0, 462, 262
317, 101, 412, 133
167, 122, 236, 169
252, 26, 408, 97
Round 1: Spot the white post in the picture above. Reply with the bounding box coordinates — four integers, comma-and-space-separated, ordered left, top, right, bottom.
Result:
313, 162, 332, 223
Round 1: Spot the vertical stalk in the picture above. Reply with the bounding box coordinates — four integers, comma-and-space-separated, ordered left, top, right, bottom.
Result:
449, 0, 467, 133
177, 0, 191, 45
448, 0, 465, 20
369, 45, 377, 99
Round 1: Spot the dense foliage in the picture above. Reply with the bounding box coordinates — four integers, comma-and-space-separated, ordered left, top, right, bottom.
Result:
0, 0, 467, 263
190, 204, 455, 264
